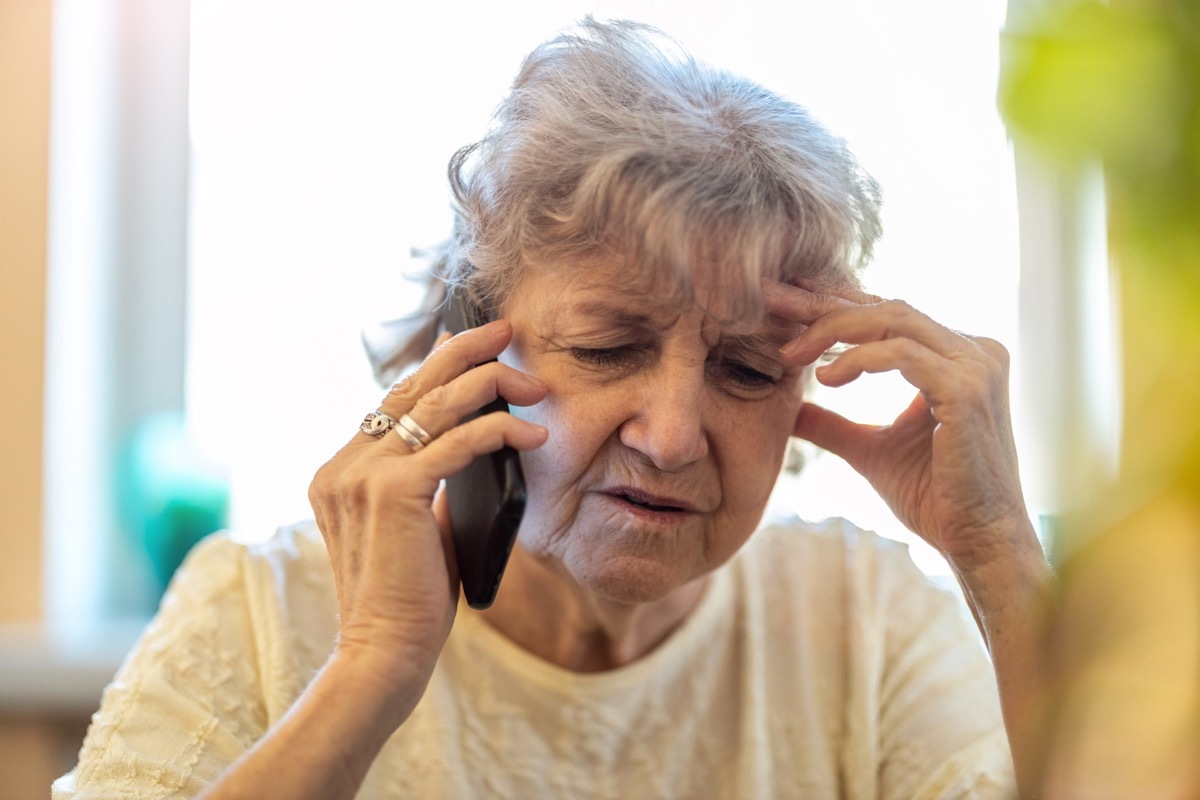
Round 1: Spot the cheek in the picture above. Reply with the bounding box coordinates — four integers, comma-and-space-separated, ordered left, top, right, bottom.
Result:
515, 387, 616, 508
714, 401, 797, 514
724, 437, 787, 512
699, 433, 791, 569
515, 395, 568, 490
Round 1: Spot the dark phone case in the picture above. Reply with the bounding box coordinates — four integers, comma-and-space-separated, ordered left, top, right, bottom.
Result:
441, 291, 527, 609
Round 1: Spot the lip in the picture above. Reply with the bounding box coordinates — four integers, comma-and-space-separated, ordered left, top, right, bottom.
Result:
600, 486, 701, 515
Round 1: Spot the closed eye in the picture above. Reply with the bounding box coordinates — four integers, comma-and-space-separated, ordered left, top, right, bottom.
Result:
569, 346, 642, 369
713, 360, 777, 390
709, 339, 782, 396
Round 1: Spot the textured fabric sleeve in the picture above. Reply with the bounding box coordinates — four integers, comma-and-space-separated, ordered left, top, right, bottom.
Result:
871, 544, 1017, 800
52, 533, 269, 800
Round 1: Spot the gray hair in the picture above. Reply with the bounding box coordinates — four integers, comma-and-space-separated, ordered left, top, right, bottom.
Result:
365, 17, 882, 385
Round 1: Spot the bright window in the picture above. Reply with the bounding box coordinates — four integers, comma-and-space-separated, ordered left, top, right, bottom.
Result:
187, 0, 1018, 576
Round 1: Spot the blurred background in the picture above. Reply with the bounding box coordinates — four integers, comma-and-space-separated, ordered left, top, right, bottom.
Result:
5, 0, 1173, 796
999, 0, 1200, 794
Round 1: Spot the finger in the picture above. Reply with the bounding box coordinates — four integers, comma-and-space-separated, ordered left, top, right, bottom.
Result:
763, 277, 885, 317
791, 277, 886, 307
792, 401, 878, 469
402, 412, 549, 497
763, 279, 863, 324
380, 319, 516, 413
764, 280, 887, 366
349, 321, 516, 446
778, 295, 970, 367
815, 339, 996, 422
815, 337, 951, 390
382, 363, 547, 451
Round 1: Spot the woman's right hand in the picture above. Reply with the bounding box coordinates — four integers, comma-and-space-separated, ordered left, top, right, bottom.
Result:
197, 321, 546, 800
307, 319, 548, 702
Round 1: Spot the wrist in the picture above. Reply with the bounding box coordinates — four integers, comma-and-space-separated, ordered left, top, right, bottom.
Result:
947, 519, 1055, 630
943, 514, 1045, 579
325, 644, 433, 731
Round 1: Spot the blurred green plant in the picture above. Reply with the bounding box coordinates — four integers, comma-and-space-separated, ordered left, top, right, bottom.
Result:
1001, 0, 1200, 486
999, 2, 1200, 793
1000, 0, 1199, 253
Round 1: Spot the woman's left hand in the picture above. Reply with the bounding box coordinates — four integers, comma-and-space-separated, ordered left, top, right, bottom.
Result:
764, 280, 1036, 571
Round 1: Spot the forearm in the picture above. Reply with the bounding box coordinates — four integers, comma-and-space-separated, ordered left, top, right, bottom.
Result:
197, 651, 426, 800
951, 520, 1056, 798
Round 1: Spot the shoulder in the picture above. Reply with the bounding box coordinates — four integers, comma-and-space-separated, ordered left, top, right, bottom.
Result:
142, 520, 337, 688
170, 519, 331, 598
61, 521, 337, 799
119, 519, 333, 656
734, 514, 970, 640
740, 513, 923, 583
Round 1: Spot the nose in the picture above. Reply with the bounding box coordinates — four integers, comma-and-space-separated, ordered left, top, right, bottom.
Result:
618, 356, 710, 472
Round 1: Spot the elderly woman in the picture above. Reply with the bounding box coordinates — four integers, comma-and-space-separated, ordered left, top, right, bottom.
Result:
56, 18, 1049, 800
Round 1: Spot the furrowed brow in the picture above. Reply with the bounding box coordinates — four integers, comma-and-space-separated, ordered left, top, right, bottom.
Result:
721, 326, 796, 354
565, 301, 674, 332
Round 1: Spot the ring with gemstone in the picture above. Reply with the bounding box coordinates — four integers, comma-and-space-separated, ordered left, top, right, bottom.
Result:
360, 411, 398, 438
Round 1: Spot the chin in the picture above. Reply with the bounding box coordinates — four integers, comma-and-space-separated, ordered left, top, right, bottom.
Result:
569, 552, 696, 606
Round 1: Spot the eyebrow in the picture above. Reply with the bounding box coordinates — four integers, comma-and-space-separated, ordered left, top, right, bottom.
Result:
564, 299, 799, 351
721, 326, 796, 353
563, 300, 674, 332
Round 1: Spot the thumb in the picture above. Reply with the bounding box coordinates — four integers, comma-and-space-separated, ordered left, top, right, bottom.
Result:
793, 401, 878, 471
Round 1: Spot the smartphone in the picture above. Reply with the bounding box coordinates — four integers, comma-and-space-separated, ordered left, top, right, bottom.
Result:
441, 288, 527, 609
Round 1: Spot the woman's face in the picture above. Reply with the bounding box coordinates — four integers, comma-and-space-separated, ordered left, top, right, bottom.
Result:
499, 265, 807, 604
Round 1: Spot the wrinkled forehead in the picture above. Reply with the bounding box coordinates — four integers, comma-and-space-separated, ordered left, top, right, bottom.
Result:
516, 255, 799, 343
507, 174, 824, 326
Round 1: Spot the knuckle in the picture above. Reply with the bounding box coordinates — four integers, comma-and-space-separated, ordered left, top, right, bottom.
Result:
436, 332, 474, 364
361, 470, 396, 500
979, 337, 1010, 365
418, 383, 455, 415
882, 298, 915, 316
437, 424, 474, 450
308, 470, 327, 501
961, 361, 998, 397
945, 372, 969, 399
308, 459, 339, 504
386, 373, 421, 404
893, 337, 922, 358
313, 460, 373, 509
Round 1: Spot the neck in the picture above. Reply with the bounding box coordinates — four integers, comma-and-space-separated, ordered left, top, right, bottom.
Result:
477, 544, 708, 672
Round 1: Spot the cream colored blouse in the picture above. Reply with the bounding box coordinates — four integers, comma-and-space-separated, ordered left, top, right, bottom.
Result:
55, 517, 1014, 799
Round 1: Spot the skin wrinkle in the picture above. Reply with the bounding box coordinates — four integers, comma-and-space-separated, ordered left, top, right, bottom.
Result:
478, 265, 807, 669
544, 294, 799, 382
181, 22, 1053, 799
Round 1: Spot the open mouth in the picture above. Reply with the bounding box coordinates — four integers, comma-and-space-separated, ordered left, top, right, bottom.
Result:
620, 495, 682, 512
608, 488, 695, 514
